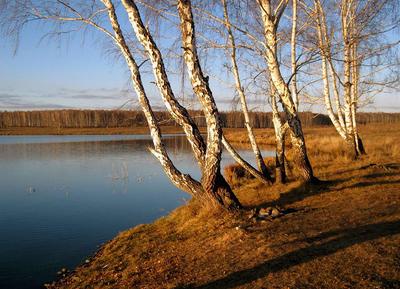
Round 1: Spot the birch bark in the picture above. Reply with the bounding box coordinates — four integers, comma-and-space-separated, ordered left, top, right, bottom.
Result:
315, 0, 348, 140
341, 0, 365, 157
291, 0, 299, 110
177, 0, 242, 209
101, 0, 203, 196
314, 0, 365, 157
222, 135, 272, 186
341, 0, 356, 152
270, 83, 287, 183
350, 21, 365, 155
120, 0, 205, 166
120, 0, 242, 210
258, 0, 316, 182
221, 0, 272, 182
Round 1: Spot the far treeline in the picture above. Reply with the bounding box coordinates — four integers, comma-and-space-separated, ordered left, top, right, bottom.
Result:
0, 110, 399, 129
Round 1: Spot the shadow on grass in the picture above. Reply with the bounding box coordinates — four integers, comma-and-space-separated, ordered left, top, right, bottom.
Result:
184, 219, 400, 289
334, 171, 399, 183
254, 168, 400, 210
338, 179, 400, 190
253, 180, 334, 209
335, 162, 400, 175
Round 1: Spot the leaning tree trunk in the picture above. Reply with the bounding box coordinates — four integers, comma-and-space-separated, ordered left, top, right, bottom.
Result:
177, 0, 241, 210
222, 135, 272, 186
258, 0, 317, 183
101, 0, 203, 196
121, 0, 206, 166
221, 0, 272, 182
121, 0, 241, 210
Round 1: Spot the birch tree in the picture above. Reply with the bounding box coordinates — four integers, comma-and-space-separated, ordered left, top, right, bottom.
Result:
1, 0, 243, 211
311, 0, 399, 157
133, 0, 274, 186
269, 81, 289, 183
192, 0, 317, 183
256, 0, 318, 183
291, 0, 299, 110
221, 0, 272, 182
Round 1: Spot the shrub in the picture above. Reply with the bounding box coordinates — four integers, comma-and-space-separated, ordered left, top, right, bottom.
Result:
224, 163, 255, 188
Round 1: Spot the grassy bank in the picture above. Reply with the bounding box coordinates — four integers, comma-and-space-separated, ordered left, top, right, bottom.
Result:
46, 124, 400, 289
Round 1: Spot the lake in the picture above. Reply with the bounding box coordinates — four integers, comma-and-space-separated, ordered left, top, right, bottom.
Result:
0, 134, 271, 289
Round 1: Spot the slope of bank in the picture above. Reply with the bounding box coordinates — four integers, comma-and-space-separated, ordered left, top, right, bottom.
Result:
46, 124, 400, 289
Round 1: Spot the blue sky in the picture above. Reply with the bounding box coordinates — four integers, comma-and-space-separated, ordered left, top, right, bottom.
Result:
0, 23, 133, 110
0, 8, 399, 112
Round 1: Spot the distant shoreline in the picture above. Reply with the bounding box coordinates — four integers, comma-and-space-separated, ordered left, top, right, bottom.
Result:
0, 126, 199, 136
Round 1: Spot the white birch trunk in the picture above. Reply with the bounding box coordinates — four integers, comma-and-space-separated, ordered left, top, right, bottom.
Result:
101, 0, 203, 196
350, 30, 365, 155
258, 0, 316, 182
221, 0, 271, 182
270, 84, 287, 183
315, 0, 348, 140
177, 0, 242, 209
315, 0, 365, 157
121, 0, 242, 210
341, 0, 359, 157
222, 136, 272, 186
291, 0, 299, 110
341, 0, 355, 138
328, 61, 346, 129
120, 0, 205, 166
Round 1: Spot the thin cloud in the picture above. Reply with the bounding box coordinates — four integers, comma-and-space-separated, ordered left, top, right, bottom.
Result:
61, 93, 124, 100
0, 87, 134, 110
0, 99, 69, 110
0, 93, 24, 99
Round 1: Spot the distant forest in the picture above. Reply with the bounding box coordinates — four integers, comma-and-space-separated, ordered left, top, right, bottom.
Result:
0, 110, 399, 129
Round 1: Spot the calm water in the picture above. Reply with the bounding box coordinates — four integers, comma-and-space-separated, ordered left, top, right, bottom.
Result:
0, 135, 269, 289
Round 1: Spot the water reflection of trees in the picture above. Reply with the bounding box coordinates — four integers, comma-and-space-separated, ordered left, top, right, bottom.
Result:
0, 136, 194, 161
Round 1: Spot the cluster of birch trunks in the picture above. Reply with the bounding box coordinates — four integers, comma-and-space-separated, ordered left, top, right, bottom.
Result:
2, 0, 398, 210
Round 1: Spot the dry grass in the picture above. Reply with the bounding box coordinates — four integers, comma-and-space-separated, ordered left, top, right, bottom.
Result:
225, 124, 400, 167
46, 123, 400, 289
224, 164, 256, 188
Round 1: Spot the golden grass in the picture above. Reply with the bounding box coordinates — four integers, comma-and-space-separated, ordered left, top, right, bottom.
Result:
224, 163, 256, 189
46, 123, 400, 289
